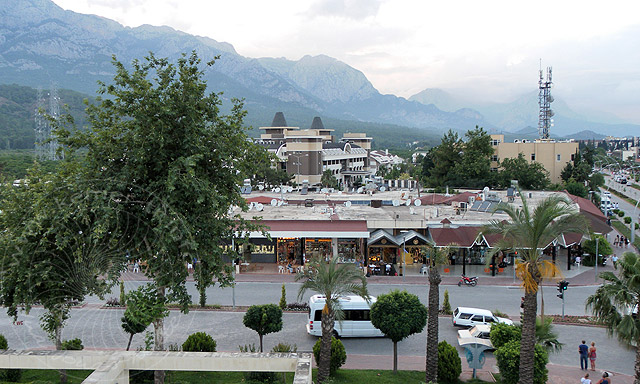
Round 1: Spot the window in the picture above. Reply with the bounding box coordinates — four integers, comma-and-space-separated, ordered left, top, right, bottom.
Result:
314, 310, 322, 321
571, 154, 575, 161
490, 167, 499, 172
459, 313, 472, 320
484, 316, 496, 323
471, 315, 484, 322
557, 154, 561, 161
491, 139, 501, 146
344, 309, 371, 321
491, 155, 499, 162
531, 153, 536, 161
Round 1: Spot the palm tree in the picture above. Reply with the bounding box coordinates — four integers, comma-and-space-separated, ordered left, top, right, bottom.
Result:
296, 256, 369, 383
586, 251, 640, 383
484, 193, 588, 384
424, 245, 452, 383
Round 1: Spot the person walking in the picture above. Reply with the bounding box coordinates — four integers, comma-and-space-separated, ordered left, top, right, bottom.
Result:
620, 236, 625, 248
581, 373, 591, 384
625, 237, 630, 248
588, 341, 597, 371
612, 254, 618, 270
614, 235, 620, 247
579, 340, 589, 370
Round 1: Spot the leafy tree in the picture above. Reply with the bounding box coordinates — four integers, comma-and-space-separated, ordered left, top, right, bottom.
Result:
586, 251, 640, 383
321, 169, 339, 189
0, 164, 122, 356
243, 304, 283, 352
453, 126, 493, 188
565, 180, 588, 198
483, 193, 588, 384
422, 246, 453, 383
370, 290, 427, 373
55, 52, 263, 383
582, 234, 613, 257
498, 154, 550, 190
422, 130, 462, 187
121, 313, 148, 351
124, 284, 168, 354
296, 256, 369, 383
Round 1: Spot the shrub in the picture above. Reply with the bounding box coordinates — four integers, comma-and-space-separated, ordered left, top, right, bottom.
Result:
0, 334, 22, 382
624, 216, 632, 224
495, 340, 548, 384
61, 338, 84, 350
182, 332, 217, 352
492, 309, 509, 319
271, 342, 297, 353
437, 340, 461, 383
285, 302, 309, 311
441, 289, 452, 315
618, 210, 625, 218
279, 284, 287, 310
105, 297, 120, 307
313, 337, 346, 376
120, 281, 126, 305
490, 323, 521, 349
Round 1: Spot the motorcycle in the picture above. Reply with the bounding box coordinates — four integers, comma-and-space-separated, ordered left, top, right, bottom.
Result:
458, 275, 478, 287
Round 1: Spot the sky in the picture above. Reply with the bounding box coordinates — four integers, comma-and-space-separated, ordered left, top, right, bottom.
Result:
52, 0, 640, 125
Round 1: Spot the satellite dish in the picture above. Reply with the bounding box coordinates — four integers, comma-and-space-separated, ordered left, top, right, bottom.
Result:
277, 200, 283, 206
288, 186, 293, 193
321, 188, 328, 193
338, 191, 342, 195
256, 203, 264, 211
414, 199, 422, 206
275, 187, 281, 193
270, 199, 278, 206
392, 199, 400, 207
405, 200, 411, 206
344, 201, 352, 208
380, 186, 386, 192
258, 185, 264, 191
357, 187, 364, 194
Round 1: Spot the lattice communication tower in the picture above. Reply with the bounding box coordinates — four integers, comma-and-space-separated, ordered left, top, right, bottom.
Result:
34, 83, 62, 161
538, 66, 554, 139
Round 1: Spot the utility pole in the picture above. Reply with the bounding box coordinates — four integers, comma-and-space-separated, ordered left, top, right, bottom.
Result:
595, 237, 599, 283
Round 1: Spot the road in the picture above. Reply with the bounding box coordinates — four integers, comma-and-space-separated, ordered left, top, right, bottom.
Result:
603, 174, 640, 241
0, 280, 634, 376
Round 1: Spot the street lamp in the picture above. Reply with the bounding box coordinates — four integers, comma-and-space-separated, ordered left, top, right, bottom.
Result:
289, 152, 308, 185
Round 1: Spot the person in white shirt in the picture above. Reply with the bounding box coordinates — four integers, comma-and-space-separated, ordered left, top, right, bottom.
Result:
581, 372, 591, 384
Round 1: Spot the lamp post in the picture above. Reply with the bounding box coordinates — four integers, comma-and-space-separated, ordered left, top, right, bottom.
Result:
632, 199, 639, 244
290, 153, 308, 185
594, 237, 599, 283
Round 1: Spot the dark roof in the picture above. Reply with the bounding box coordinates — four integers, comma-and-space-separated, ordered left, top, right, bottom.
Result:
255, 140, 286, 150
310, 117, 325, 129
322, 142, 362, 150
271, 112, 287, 127
429, 226, 481, 247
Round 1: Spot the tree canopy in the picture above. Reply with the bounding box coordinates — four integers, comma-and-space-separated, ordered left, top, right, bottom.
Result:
243, 304, 283, 352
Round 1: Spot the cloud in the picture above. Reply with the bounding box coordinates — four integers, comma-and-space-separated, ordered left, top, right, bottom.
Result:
306, 0, 383, 20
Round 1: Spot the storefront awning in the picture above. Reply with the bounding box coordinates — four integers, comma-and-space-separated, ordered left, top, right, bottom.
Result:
247, 220, 369, 239
368, 229, 401, 246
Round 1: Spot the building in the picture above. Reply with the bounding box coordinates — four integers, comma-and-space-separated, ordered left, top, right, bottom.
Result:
490, 134, 579, 183
257, 112, 372, 187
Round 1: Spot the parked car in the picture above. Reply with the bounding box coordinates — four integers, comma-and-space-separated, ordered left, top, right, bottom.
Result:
457, 324, 494, 349
452, 307, 513, 327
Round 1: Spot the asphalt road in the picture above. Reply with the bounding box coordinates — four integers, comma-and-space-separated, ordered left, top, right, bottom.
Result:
0, 280, 634, 376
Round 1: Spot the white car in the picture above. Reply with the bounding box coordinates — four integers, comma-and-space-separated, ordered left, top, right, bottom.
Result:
452, 307, 514, 327
457, 324, 494, 349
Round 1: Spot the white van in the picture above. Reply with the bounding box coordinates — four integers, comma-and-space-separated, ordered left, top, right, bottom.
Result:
306, 294, 384, 338
452, 307, 513, 327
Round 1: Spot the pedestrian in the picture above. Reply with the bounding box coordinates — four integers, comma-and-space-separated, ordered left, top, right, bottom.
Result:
612, 254, 618, 270
614, 235, 620, 247
578, 340, 589, 370
581, 373, 591, 384
620, 236, 625, 248
596, 372, 611, 384
625, 237, 629, 248
588, 341, 597, 371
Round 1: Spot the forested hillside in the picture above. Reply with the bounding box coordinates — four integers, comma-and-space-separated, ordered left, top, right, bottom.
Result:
0, 84, 91, 149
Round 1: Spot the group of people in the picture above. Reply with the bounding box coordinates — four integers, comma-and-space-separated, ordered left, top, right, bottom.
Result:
613, 234, 630, 248
579, 340, 611, 384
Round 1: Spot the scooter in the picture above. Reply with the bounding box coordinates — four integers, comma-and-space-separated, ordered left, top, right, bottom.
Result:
458, 275, 478, 287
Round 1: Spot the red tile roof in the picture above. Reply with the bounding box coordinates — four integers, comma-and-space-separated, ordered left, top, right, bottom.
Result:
429, 226, 481, 247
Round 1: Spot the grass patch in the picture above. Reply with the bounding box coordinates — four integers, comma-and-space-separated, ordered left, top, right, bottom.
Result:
318, 369, 425, 383
607, 188, 638, 206
611, 220, 640, 250
632, 183, 640, 191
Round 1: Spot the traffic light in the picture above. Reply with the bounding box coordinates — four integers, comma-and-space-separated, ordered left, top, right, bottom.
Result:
557, 280, 568, 299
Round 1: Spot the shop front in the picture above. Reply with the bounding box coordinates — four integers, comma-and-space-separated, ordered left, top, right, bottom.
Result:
367, 229, 400, 276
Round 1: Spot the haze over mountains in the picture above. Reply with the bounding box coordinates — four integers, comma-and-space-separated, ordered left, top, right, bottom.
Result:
0, 0, 635, 143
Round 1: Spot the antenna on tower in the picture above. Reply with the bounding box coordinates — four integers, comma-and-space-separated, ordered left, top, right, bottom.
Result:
34, 87, 47, 160
538, 63, 554, 140
47, 83, 61, 160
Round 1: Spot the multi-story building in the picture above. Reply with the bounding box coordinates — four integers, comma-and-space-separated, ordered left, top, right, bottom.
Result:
490, 134, 579, 183
257, 112, 372, 187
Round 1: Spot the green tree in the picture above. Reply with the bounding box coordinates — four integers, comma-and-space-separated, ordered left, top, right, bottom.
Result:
495, 340, 549, 384
243, 304, 283, 352
422, 130, 462, 187
182, 332, 217, 352
370, 290, 427, 373
279, 284, 287, 310
586, 251, 640, 382
423, 246, 453, 383
124, 284, 168, 352
296, 256, 369, 383
565, 180, 588, 198
437, 341, 462, 383
0, 165, 122, 351
321, 169, 339, 189
582, 234, 613, 258
483, 193, 588, 384
55, 52, 262, 383
121, 313, 148, 351
498, 154, 550, 190
454, 126, 493, 188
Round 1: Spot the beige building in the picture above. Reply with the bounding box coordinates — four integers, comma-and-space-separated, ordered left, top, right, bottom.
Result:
490, 134, 579, 183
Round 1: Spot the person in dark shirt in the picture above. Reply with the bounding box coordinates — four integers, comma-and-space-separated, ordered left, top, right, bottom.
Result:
578, 340, 589, 370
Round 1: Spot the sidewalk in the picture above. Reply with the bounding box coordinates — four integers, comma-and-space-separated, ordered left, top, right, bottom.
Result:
343, 354, 636, 383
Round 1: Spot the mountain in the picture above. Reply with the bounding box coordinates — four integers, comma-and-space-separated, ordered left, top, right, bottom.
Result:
0, 0, 492, 144
409, 88, 640, 137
